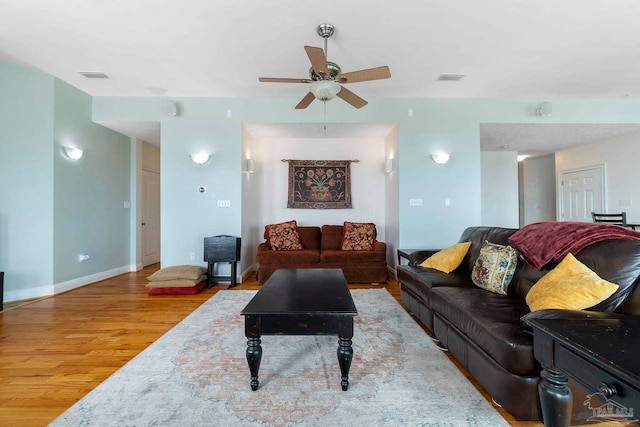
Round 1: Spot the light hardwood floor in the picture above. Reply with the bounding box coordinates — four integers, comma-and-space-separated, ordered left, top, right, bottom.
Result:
0, 264, 541, 427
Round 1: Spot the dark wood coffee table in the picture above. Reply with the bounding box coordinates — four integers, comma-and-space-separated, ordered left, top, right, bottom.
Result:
240, 268, 358, 391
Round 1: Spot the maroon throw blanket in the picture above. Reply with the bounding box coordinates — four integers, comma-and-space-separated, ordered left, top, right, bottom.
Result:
508, 221, 640, 270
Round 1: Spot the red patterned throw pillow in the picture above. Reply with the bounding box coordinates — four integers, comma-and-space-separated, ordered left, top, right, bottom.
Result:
340, 221, 376, 251
265, 220, 304, 251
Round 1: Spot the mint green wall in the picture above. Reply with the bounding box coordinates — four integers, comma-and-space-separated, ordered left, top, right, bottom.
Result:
94, 96, 640, 262
0, 61, 132, 302
0, 62, 55, 300
53, 80, 131, 284
7, 57, 639, 299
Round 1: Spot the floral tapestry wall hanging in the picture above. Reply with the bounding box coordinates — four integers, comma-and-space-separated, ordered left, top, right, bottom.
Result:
287, 160, 352, 209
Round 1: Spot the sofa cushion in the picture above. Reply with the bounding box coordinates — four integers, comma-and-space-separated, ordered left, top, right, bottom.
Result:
526, 253, 619, 312
397, 265, 474, 309
430, 286, 537, 376
471, 241, 518, 295
571, 239, 640, 313
320, 225, 344, 250
421, 242, 471, 273
256, 249, 320, 266
340, 221, 377, 250
265, 220, 304, 250
321, 248, 386, 264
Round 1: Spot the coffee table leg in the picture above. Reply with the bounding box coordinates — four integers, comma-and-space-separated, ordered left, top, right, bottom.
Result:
337, 337, 353, 390
246, 336, 262, 391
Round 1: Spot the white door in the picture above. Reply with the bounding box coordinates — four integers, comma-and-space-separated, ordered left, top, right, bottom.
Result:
559, 166, 604, 222
142, 170, 160, 266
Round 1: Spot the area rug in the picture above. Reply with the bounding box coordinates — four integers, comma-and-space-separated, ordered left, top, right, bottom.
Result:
50, 289, 509, 427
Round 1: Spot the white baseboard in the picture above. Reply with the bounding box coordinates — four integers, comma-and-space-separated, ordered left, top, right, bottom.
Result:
130, 263, 143, 272
241, 263, 258, 283
388, 265, 397, 279
4, 284, 54, 303
54, 266, 131, 295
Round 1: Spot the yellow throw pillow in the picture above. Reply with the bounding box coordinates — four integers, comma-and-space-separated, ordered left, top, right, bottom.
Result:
526, 253, 619, 312
420, 242, 471, 273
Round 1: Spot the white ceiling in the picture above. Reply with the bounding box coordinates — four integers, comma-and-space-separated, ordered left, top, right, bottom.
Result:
3, 0, 640, 151
480, 124, 640, 157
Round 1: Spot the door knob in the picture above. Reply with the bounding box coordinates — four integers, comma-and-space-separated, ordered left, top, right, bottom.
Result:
142, 222, 146, 226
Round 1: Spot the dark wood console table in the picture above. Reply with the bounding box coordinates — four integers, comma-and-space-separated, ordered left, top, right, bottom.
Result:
526, 317, 640, 427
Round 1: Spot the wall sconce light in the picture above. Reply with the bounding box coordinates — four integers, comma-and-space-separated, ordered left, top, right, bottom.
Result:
190, 152, 211, 165
385, 158, 394, 173
64, 147, 84, 160
431, 153, 451, 165
247, 159, 255, 173
536, 101, 552, 117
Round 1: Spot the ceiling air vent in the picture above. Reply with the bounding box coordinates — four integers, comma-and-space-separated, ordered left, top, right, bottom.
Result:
79, 71, 109, 79
437, 73, 466, 81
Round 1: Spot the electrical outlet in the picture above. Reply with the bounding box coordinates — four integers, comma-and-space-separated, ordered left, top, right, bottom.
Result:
190, 252, 195, 261
78, 254, 90, 263
217, 200, 231, 207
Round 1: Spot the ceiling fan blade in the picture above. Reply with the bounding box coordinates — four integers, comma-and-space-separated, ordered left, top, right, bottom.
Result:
304, 46, 328, 76
295, 92, 316, 109
337, 66, 391, 84
259, 77, 313, 83
336, 86, 368, 109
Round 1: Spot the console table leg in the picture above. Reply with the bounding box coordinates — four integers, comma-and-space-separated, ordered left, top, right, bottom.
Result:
337, 337, 353, 391
246, 337, 262, 391
539, 367, 572, 427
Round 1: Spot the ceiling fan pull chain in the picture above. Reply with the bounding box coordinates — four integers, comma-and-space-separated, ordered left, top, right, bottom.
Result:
323, 101, 327, 136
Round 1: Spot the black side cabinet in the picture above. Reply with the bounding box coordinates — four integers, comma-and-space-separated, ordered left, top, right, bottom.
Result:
204, 236, 241, 288
0, 271, 4, 310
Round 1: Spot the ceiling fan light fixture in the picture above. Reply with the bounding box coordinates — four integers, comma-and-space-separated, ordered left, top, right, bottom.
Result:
310, 80, 341, 101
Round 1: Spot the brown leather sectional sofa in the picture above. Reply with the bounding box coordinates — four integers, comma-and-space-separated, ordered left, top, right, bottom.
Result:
256, 224, 388, 285
397, 225, 640, 421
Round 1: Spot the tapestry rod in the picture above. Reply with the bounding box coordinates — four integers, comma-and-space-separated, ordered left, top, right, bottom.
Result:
280, 159, 360, 163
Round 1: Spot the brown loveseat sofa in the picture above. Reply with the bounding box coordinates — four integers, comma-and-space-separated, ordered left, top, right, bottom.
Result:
397, 224, 640, 421
256, 224, 388, 285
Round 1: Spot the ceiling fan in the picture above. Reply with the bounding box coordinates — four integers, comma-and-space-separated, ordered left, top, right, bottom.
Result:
259, 23, 391, 109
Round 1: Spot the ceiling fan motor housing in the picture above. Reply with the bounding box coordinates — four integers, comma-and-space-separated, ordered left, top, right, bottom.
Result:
309, 62, 341, 81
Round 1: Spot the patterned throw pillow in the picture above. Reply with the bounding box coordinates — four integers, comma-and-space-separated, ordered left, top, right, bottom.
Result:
471, 241, 519, 295
340, 221, 376, 251
265, 220, 304, 251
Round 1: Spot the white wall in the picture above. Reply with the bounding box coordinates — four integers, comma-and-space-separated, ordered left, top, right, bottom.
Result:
241, 127, 261, 280
555, 131, 640, 224
480, 151, 519, 228
520, 154, 557, 225
384, 126, 400, 271
250, 136, 387, 239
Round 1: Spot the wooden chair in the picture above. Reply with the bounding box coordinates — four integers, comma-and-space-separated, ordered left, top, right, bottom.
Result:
591, 212, 629, 227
